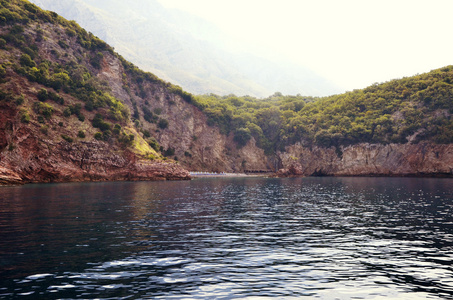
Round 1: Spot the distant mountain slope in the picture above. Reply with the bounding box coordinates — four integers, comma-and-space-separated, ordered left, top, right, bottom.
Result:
192, 65, 453, 155
29, 0, 340, 97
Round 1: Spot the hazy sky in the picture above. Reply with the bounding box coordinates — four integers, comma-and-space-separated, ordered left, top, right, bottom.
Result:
157, 0, 453, 92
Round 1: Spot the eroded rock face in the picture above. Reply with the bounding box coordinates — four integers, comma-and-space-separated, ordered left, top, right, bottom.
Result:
278, 143, 453, 177
0, 166, 23, 185
96, 54, 272, 173
0, 110, 190, 184
0, 138, 190, 184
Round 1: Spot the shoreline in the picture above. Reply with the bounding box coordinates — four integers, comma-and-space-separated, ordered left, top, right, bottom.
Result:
189, 172, 273, 178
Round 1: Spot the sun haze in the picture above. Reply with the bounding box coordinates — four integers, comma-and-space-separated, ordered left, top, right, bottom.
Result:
157, 0, 453, 92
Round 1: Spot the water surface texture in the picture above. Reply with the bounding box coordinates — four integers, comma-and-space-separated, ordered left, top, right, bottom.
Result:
0, 177, 452, 299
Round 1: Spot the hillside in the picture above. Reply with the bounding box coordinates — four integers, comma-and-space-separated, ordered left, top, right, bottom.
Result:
193, 66, 453, 154
28, 0, 340, 97
0, 0, 193, 183
0, 0, 452, 184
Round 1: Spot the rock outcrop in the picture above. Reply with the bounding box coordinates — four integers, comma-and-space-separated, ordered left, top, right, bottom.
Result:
278, 143, 453, 177
0, 166, 23, 185
0, 101, 190, 185
0, 137, 190, 185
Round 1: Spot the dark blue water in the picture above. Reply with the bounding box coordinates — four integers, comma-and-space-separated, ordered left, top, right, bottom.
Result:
0, 177, 452, 299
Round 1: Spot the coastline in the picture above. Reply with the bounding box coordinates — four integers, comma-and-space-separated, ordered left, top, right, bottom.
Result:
189, 172, 272, 178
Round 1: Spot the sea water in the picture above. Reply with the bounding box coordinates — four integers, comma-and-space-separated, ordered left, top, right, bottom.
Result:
0, 177, 452, 299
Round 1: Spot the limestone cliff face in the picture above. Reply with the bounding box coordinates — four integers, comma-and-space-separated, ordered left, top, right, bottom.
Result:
154, 97, 270, 172
278, 143, 453, 177
97, 53, 271, 173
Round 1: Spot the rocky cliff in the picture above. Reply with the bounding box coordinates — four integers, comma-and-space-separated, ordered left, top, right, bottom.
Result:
1, 1, 452, 186
0, 97, 190, 185
0, 1, 194, 185
278, 143, 453, 177
0, 1, 269, 185
91, 25, 271, 173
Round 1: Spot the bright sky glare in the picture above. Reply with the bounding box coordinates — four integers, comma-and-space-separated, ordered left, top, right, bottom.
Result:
157, 0, 453, 92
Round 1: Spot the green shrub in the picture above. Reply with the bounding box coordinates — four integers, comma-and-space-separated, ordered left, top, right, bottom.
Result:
37, 88, 48, 101
77, 130, 85, 138
92, 113, 111, 132
19, 54, 35, 67
163, 147, 175, 157
66, 28, 76, 37
233, 127, 251, 147
24, 3, 38, 14
40, 125, 49, 135
147, 138, 160, 151
143, 106, 157, 123
61, 134, 73, 143
20, 110, 30, 123
63, 107, 71, 117
0, 90, 12, 102
0, 64, 6, 77
50, 49, 59, 58
50, 72, 70, 90
113, 124, 121, 135
94, 132, 103, 140
85, 101, 94, 111
158, 118, 169, 129
118, 132, 134, 146
48, 91, 64, 104
15, 94, 24, 106
58, 40, 69, 49
33, 102, 53, 119
90, 52, 103, 69
10, 25, 24, 35
22, 47, 37, 60
132, 106, 139, 120
102, 130, 111, 141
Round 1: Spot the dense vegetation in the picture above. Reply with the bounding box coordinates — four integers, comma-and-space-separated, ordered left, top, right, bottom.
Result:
192, 66, 453, 153
0, 0, 130, 141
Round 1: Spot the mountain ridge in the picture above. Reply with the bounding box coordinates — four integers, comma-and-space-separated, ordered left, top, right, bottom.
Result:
29, 0, 340, 97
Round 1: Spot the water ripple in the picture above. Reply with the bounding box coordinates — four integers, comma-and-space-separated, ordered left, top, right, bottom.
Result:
0, 177, 452, 299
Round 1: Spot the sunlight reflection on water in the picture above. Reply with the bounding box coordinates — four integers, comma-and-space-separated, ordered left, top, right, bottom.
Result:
0, 177, 452, 299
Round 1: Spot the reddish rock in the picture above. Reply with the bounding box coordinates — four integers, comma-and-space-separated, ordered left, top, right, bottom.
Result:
0, 166, 23, 185
279, 143, 453, 177
0, 109, 190, 184
276, 162, 304, 177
